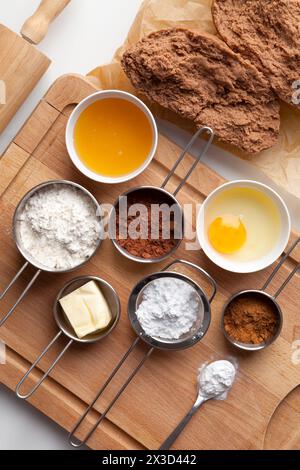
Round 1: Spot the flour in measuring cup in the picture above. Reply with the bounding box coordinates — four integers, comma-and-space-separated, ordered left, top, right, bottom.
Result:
18, 184, 100, 270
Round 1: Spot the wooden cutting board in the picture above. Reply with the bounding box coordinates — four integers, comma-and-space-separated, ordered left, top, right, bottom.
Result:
0, 74, 300, 450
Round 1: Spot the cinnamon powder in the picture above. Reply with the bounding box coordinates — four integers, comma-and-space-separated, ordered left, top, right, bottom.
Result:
224, 294, 279, 345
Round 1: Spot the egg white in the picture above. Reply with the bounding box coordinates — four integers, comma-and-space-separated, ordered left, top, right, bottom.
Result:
205, 187, 281, 262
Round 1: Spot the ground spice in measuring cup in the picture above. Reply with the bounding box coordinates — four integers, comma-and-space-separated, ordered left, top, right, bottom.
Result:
224, 294, 279, 344
115, 191, 180, 260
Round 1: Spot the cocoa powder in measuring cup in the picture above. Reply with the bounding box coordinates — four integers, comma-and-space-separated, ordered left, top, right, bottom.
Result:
115, 191, 180, 260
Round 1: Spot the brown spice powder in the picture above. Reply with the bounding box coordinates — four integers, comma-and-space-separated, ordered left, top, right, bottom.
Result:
224, 295, 279, 345
115, 192, 179, 260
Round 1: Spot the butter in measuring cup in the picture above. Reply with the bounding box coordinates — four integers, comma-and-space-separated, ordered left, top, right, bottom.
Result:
59, 281, 112, 339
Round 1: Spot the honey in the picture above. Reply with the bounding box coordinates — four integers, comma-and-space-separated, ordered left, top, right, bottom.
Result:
74, 98, 153, 177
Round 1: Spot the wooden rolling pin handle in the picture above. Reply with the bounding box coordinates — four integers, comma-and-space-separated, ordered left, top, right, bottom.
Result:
20, 0, 71, 45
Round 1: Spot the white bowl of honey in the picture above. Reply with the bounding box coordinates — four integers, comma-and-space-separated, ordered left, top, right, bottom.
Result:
66, 90, 158, 184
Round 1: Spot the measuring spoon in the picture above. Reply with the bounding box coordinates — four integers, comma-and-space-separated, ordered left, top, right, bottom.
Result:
160, 360, 235, 450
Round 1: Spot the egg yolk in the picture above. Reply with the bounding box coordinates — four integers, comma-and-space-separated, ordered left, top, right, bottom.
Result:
208, 214, 247, 254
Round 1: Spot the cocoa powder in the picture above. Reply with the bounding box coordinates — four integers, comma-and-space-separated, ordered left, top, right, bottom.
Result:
115, 191, 179, 260
224, 294, 279, 344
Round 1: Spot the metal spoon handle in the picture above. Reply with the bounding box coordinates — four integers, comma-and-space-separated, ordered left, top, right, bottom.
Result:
159, 398, 205, 450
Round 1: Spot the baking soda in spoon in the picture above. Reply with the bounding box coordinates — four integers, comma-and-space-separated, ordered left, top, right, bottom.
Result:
198, 359, 237, 400
159, 359, 237, 449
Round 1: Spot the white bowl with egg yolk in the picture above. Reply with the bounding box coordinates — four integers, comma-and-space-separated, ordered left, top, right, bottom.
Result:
66, 90, 158, 184
197, 180, 291, 273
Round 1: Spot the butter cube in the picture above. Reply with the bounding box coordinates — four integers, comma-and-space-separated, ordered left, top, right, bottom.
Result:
59, 281, 112, 339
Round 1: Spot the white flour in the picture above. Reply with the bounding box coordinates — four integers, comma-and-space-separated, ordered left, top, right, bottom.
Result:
18, 184, 100, 270
198, 360, 237, 400
136, 277, 201, 340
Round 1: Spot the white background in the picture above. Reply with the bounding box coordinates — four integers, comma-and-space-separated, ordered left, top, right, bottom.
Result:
0, 0, 299, 450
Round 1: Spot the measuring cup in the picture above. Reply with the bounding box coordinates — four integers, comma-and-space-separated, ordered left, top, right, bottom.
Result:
109, 127, 214, 263
222, 237, 300, 351
15, 276, 120, 399
0, 180, 103, 327
68, 259, 217, 447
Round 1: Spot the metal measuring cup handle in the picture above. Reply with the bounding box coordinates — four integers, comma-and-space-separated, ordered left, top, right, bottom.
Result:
68, 258, 217, 448
262, 236, 300, 298
0, 263, 41, 327
162, 259, 217, 303
68, 337, 154, 448
161, 126, 214, 196
15, 331, 73, 400
159, 394, 208, 450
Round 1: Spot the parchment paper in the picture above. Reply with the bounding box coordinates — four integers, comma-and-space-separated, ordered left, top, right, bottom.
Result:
88, 0, 300, 199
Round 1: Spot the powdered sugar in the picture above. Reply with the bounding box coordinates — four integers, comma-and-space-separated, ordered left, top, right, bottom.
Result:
198, 360, 237, 400
136, 277, 201, 340
18, 184, 100, 270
